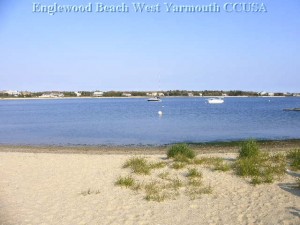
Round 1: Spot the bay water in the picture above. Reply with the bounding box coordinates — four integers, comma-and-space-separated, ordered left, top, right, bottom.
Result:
0, 97, 299, 146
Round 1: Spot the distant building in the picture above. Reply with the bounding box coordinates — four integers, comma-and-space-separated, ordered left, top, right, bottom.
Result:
222, 93, 228, 97
93, 91, 103, 97
122, 93, 132, 97
74, 92, 81, 97
3, 90, 19, 96
158, 92, 165, 97
199, 93, 203, 97
39, 92, 64, 98
259, 91, 268, 96
188, 93, 194, 97
268, 92, 275, 96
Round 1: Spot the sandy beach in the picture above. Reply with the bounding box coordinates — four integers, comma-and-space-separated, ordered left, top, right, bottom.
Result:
0, 145, 299, 225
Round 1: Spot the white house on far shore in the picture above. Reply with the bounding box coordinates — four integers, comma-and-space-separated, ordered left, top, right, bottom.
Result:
93, 91, 103, 97
122, 93, 132, 97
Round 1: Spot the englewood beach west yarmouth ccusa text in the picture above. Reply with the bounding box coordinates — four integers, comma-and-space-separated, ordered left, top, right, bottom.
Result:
32, 2, 268, 15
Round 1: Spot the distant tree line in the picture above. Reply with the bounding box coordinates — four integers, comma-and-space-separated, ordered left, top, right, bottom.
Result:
0, 90, 297, 98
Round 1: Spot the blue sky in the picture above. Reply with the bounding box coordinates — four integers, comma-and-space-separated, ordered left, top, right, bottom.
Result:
0, 0, 299, 92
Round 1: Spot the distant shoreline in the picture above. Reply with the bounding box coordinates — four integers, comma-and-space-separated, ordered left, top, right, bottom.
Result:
0, 96, 293, 101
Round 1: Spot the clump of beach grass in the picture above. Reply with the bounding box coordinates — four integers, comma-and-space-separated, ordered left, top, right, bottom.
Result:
123, 157, 151, 175
149, 161, 167, 169
123, 157, 167, 175
171, 162, 186, 170
286, 149, 300, 171
238, 139, 260, 158
187, 168, 203, 178
187, 184, 213, 200
185, 167, 212, 199
115, 176, 135, 188
167, 177, 184, 190
193, 157, 231, 172
144, 181, 169, 202
234, 140, 286, 185
167, 143, 196, 160
158, 171, 170, 180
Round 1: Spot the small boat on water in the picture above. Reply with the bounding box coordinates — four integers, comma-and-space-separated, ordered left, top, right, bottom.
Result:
207, 98, 224, 104
147, 97, 161, 102
283, 108, 300, 111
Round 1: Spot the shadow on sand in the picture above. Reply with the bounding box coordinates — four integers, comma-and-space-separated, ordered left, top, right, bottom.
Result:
286, 207, 300, 219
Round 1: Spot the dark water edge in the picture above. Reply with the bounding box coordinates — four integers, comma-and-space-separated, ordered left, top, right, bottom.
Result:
1, 138, 300, 148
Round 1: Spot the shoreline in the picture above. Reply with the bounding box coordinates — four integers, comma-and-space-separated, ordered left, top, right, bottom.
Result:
1, 139, 299, 155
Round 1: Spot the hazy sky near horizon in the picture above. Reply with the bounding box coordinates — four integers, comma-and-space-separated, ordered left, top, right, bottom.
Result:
0, 0, 299, 92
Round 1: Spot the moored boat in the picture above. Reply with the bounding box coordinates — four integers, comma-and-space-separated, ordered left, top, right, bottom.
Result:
207, 98, 224, 104
147, 97, 161, 102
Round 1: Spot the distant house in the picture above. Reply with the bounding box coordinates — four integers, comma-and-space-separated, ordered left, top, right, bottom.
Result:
222, 93, 228, 97
3, 90, 19, 96
188, 93, 194, 97
39, 92, 64, 98
93, 91, 103, 97
199, 93, 203, 97
158, 92, 165, 97
122, 93, 132, 97
74, 92, 81, 97
268, 92, 275, 96
259, 91, 268, 96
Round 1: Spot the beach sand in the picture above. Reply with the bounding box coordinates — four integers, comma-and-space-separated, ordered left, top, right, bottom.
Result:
0, 149, 299, 225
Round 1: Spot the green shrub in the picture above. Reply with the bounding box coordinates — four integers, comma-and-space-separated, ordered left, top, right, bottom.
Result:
167, 144, 195, 159
239, 140, 260, 158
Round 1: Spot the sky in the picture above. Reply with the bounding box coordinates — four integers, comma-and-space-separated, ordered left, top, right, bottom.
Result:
0, 0, 299, 92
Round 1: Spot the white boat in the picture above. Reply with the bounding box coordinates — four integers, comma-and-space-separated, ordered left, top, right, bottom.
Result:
207, 98, 224, 104
147, 97, 161, 102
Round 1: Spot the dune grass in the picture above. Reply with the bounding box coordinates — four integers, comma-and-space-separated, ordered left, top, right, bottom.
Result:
187, 168, 203, 178
193, 157, 231, 172
238, 139, 260, 158
187, 184, 213, 200
286, 149, 300, 171
123, 157, 151, 175
234, 140, 286, 185
115, 141, 294, 202
171, 162, 187, 170
167, 143, 195, 159
115, 176, 135, 188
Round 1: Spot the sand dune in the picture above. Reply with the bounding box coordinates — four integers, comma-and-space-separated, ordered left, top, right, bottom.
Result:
0, 151, 299, 225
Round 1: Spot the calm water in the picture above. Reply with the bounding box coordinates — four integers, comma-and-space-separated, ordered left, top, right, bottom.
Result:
0, 97, 299, 146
